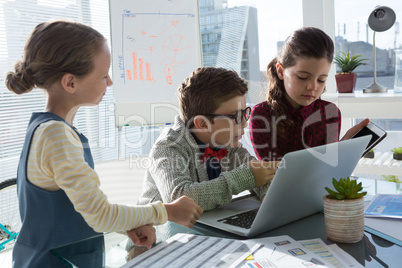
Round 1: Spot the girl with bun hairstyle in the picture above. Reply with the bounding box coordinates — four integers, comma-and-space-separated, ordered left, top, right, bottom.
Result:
6, 20, 202, 268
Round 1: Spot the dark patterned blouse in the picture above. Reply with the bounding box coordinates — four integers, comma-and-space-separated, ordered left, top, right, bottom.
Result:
249, 98, 341, 161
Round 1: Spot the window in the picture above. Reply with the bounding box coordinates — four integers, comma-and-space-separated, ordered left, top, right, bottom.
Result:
335, 0, 402, 92
2, 1, 399, 183
226, 0, 302, 75
334, 1, 402, 135
335, 0, 402, 181
0, 0, 120, 181
0, 0, 305, 182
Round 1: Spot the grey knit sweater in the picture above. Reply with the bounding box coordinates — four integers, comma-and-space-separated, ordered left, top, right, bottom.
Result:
137, 116, 270, 211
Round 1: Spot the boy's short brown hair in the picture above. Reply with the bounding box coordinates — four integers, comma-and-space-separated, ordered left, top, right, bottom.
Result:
178, 67, 248, 128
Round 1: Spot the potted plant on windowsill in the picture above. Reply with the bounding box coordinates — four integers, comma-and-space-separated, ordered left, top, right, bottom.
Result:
382, 175, 401, 193
323, 177, 367, 243
382, 174, 401, 183
334, 51, 368, 93
392, 147, 402, 160
363, 149, 375, 159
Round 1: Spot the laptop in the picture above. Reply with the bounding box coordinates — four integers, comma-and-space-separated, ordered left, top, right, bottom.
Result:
197, 136, 371, 237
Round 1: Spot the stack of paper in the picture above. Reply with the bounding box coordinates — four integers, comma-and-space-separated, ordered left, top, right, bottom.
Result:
237, 236, 362, 268
121, 234, 363, 268
120, 233, 259, 268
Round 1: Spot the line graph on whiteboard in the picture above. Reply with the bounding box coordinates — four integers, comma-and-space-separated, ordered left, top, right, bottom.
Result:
118, 10, 196, 86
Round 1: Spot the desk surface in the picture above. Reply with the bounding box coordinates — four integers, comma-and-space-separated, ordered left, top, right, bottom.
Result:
52, 212, 402, 268
53, 180, 402, 268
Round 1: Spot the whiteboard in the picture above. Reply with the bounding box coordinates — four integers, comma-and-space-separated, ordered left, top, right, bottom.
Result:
109, 0, 202, 127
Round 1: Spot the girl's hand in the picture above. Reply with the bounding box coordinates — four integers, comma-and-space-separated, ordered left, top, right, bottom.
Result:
126, 224, 156, 249
341, 118, 370, 141
164, 196, 203, 228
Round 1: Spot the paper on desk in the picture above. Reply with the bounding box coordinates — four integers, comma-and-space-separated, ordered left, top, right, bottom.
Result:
120, 233, 259, 268
364, 194, 402, 219
363, 195, 402, 247
327, 244, 364, 268
236, 235, 335, 268
364, 217, 402, 246
299, 239, 363, 268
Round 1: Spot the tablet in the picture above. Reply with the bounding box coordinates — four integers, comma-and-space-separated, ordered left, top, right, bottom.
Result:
350, 121, 387, 156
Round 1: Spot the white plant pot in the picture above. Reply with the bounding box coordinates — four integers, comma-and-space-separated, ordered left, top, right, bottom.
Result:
323, 195, 365, 243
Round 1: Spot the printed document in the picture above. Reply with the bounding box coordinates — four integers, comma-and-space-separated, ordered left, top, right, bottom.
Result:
120, 233, 259, 268
236, 236, 334, 268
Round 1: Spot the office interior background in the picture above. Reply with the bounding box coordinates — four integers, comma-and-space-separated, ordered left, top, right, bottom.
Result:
1, 0, 402, 183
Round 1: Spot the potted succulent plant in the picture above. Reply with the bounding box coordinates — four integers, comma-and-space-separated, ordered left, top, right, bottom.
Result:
323, 177, 367, 243
392, 147, 402, 160
363, 149, 375, 159
382, 175, 401, 193
381, 174, 401, 183
333, 51, 368, 93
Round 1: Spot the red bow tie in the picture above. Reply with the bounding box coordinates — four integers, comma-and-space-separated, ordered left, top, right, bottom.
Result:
201, 147, 228, 163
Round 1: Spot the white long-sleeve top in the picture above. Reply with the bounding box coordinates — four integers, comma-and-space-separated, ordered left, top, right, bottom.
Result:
27, 120, 167, 233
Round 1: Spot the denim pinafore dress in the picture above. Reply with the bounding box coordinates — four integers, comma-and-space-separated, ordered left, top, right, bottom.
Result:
13, 112, 104, 268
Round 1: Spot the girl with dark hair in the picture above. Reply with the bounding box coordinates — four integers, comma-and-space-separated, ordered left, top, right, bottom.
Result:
249, 27, 367, 161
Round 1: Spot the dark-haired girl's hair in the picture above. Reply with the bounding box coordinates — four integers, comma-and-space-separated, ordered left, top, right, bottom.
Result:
266, 27, 334, 138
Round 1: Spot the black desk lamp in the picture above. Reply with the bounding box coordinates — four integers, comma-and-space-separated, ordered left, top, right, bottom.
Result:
363, 6, 396, 93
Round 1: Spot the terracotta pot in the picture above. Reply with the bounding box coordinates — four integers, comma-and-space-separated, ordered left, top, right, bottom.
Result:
323, 195, 364, 243
335, 73, 357, 93
394, 153, 402, 160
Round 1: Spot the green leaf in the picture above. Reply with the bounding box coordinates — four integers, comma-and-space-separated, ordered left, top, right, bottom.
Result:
355, 192, 367, 198
336, 185, 345, 193
345, 178, 351, 190
336, 194, 345, 200
327, 177, 366, 200
334, 51, 368, 73
325, 187, 339, 197
392, 147, 402, 154
332, 178, 338, 189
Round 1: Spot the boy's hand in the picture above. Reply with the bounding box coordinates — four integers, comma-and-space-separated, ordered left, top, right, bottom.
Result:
126, 224, 156, 249
247, 160, 280, 187
164, 196, 203, 228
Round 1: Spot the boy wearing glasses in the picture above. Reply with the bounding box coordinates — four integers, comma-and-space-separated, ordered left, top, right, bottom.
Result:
137, 67, 280, 211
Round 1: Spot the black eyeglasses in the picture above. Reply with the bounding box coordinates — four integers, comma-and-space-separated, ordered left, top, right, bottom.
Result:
200, 107, 251, 124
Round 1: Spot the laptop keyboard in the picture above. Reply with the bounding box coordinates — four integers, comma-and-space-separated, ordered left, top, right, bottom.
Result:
217, 209, 258, 229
